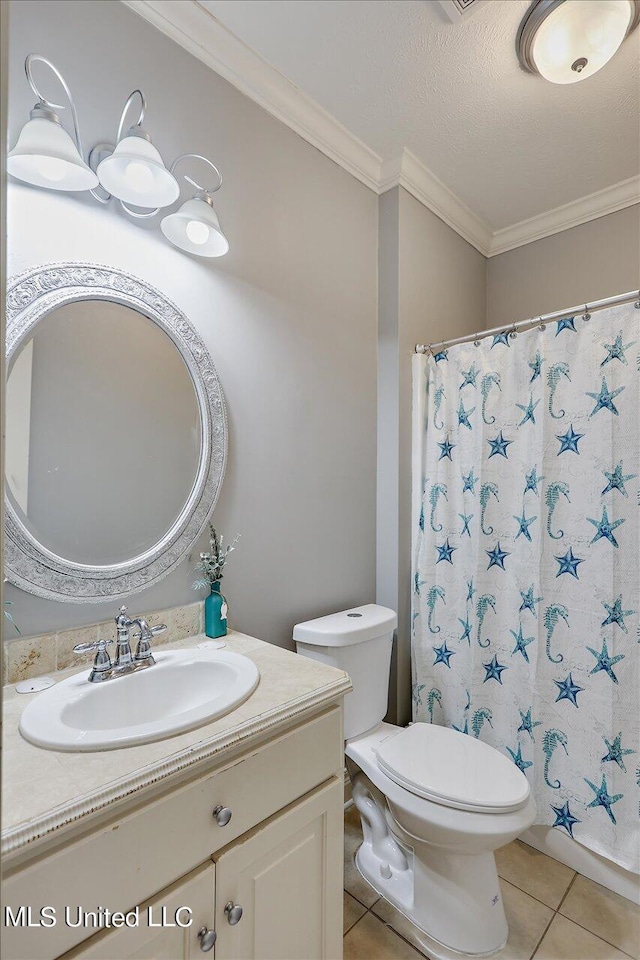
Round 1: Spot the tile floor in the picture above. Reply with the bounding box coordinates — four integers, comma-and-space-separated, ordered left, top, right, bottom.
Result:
343, 805, 640, 960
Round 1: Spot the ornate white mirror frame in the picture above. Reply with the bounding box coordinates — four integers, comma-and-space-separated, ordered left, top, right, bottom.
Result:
4, 262, 227, 603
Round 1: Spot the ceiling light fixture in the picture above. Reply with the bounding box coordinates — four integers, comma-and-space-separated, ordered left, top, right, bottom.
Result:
517, 0, 640, 84
8, 55, 229, 257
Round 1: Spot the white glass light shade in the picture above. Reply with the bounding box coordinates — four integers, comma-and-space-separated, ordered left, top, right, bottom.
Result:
97, 135, 180, 207
531, 0, 633, 83
160, 198, 229, 257
7, 116, 99, 191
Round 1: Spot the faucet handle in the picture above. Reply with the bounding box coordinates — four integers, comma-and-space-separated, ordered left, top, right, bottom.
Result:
73, 639, 113, 655
73, 639, 113, 680
133, 620, 166, 664
132, 621, 167, 640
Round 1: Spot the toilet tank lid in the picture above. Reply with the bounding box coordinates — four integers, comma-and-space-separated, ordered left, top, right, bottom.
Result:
293, 604, 397, 646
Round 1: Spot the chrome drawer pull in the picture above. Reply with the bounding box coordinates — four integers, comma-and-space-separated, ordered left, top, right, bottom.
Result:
197, 926, 217, 952
224, 901, 243, 925
212, 804, 232, 826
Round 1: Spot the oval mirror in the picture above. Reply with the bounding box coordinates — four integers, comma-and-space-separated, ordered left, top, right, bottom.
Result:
4, 263, 227, 603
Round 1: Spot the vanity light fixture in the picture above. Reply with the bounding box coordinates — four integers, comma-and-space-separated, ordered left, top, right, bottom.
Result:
93, 90, 180, 209
7, 55, 99, 191
161, 160, 229, 258
8, 55, 229, 257
517, 0, 640, 84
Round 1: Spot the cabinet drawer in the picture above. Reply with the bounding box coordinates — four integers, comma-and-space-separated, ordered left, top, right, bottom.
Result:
197, 706, 342, 851
2, 706, 343, 960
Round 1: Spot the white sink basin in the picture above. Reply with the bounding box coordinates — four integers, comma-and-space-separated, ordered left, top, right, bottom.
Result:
19, 649, 260, 752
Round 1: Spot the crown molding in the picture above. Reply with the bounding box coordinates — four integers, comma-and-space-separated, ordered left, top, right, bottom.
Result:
122, 0, 640, 260
487, 176, 640, 256
122, 0, 383, 191
380, 150, 493, 255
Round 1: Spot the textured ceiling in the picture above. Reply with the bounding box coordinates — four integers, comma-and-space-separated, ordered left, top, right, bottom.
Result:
200, 0, 640, 231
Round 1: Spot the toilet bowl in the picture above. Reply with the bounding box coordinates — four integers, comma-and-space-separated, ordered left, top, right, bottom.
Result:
346, 722, 536, 957
294, 604, 537, 959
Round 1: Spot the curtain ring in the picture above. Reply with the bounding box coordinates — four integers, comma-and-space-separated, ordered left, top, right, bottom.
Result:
583, 305, 591, 321
539, 317, 546, 331
509, 322, 517, 339
634, 292, 640, 309
473, 333, 481, 347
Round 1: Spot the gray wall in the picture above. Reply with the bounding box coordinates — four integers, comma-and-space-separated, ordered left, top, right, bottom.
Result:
487, 206, 640, 326
376, 189, 401, 720
5, 0, 378, 643
1, 0, 8, 660
378, 187, 487, 724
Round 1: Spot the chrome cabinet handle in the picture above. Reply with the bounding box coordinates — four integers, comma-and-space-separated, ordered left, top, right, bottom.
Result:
213, 804, 232, 826
197, 926, 217, 952
224, 901, 243, 925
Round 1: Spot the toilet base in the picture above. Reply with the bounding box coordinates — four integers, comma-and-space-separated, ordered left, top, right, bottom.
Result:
349, 769, 510, 956
354, 840, 508, 959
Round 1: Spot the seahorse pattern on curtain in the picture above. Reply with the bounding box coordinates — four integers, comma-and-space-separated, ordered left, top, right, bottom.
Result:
411, 302, 639, 873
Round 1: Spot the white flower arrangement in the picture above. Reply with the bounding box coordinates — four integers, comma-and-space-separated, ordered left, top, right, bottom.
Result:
192, 524, 240, 590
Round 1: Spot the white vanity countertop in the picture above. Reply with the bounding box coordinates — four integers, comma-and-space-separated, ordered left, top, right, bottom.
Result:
1, 631, 351, 858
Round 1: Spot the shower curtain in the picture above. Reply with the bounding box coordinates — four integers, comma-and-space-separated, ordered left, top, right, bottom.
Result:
411, 301, 639, 873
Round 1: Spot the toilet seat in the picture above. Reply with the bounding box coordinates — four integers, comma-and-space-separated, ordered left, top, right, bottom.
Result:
375, 723, 530, 814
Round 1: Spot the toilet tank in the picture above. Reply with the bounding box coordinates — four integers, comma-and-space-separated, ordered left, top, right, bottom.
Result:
293, 604, 397, 740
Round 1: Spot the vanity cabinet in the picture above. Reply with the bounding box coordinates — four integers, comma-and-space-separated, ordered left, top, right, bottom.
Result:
61, 779, 342, 960
213, 779, 342, 960
61, 864, 216, 960
2, 704, 345, 960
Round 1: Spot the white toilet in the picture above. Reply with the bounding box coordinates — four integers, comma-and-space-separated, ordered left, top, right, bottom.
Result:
294, 603, 536, 959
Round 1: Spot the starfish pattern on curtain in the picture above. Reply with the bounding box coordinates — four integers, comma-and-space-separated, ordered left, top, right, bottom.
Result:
411, 302, 639, 872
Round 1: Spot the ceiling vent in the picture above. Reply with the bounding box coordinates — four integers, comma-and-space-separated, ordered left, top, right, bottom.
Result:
438, 0, 490, 22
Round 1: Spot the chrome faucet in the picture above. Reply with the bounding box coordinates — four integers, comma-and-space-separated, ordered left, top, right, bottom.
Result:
131, 617, 157, 667
114, 606, 136, 671
73, 606, 167, 683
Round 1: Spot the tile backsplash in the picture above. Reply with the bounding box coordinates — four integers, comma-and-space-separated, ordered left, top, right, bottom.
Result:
3, 601, 204, 685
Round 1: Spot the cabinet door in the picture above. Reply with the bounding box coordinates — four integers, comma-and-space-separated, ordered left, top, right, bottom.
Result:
61, 863, 215, 960
214, 778, 343, 960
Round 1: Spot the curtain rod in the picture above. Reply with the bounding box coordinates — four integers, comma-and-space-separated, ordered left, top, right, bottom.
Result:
415, 289, 640, 355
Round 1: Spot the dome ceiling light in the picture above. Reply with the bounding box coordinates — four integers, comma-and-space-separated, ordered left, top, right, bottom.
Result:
517, 0, 640, 84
